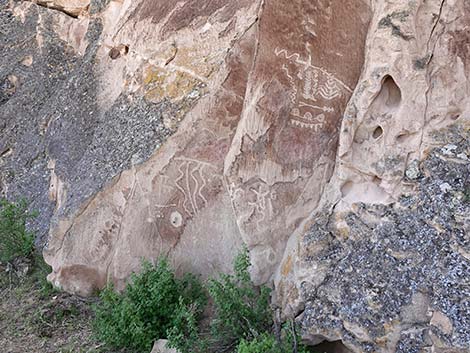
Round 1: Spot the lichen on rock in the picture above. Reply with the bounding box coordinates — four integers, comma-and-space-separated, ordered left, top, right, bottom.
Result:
1, 0, 469, 351
297, 124, 469, 352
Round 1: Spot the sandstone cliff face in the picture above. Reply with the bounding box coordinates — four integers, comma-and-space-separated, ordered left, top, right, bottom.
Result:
276, 1, 470, 351
1, 0, 469, 352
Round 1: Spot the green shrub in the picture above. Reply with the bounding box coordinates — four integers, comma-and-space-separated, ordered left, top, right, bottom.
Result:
92, 258, 206, 352
237, 333, 281, 353
166, 247, 272, 353
206, 247, 272, 352
0, 198, 36, 262
166, 297, 208, 353
32, 254, 58, 298
237, 330, 311, 353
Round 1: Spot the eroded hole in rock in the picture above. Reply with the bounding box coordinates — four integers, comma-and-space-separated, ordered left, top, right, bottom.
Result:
341, 181, 354, 197
381, 75, 401, 108
313, 340, 353, 353
373, 126, 384, 139
109, 45, 129, 60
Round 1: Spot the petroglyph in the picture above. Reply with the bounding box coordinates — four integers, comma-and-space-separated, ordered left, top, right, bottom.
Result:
152, 158, 221, 231
174, 158, 221, 217
231, 181, 277, 232
274, 48, 353, 93
170, 211, 183, 228
275, 47, 351, 130
249, 183, 276, 230
303, 17, 318, 37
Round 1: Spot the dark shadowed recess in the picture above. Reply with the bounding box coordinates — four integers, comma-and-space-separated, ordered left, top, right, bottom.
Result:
313, 340, 353, 353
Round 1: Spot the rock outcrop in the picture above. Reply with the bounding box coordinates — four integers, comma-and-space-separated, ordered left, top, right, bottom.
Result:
224, 0, 371, 283
276, 1, 470, 352
32, 0, 90, 17
1, 0, 469, 351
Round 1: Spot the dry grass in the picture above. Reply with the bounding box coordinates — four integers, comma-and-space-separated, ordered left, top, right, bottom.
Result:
0, 257, 125, 353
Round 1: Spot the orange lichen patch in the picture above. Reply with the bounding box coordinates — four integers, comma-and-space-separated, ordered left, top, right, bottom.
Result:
143, 65, 202, 102
174, 46, 217, 78
281, 254, 293, 277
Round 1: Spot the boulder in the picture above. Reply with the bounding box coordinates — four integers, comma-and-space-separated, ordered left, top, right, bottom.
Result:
276, 0, 470, 351
151, 340, 179, 353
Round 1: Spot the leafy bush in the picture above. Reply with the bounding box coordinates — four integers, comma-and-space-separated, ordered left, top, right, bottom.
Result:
206, 247, 272, 352
166, 297, 208, 353
166, 247, 272, 353
237, 333, 281, 353
92, 258, 206, 352
237, 325, 312, 353
0, 198, 36, 262
32, 254, 58, 298
237, 332, 310, 353
94, 248, 310, 353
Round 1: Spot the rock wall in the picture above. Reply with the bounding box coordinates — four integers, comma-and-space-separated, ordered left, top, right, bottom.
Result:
2, 0, 371, 295
1, 0, 469, 351
224, 0, 371, 284
276, 0, 470, 351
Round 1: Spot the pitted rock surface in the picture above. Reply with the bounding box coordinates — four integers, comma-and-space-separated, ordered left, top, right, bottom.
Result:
33, 0, 372, 296
276, 0, 470, 351
1, 0, 469, 351
298, 129, 470, 352
42, 0, 262, 294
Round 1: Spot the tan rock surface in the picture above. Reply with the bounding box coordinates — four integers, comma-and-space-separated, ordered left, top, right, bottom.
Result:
32, 0, 90, 17
44, 0, 261, 294
43, 0, 372, 295
224, 0, 371, 283
275, 0, 470, 351
3, 0, 465, 351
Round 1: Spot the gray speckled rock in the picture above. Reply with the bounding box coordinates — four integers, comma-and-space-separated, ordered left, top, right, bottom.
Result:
297, 130, 470, 351
275, 0, 470, 351
2, 1, 470, 351
0, 1, 178, 246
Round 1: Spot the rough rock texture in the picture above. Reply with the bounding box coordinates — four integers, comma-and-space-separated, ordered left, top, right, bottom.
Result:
151, 340, 179, 353
294, 134, 470, 352
224, 0, 371, 283
275, 0, 470, 352
42, 0, 261, 294
17, 0, 372, 296
1, 0, 469, 351
32, 0, 90, 17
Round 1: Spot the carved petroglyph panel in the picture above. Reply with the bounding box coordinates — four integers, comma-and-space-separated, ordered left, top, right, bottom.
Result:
224, 0, 371, 284
41, 0, 260, 296
275, 47, 352, 131
147, 157, 224, 250
173, 158, 221, 217
230, 179, 278, 235
153, 158, 222, 217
